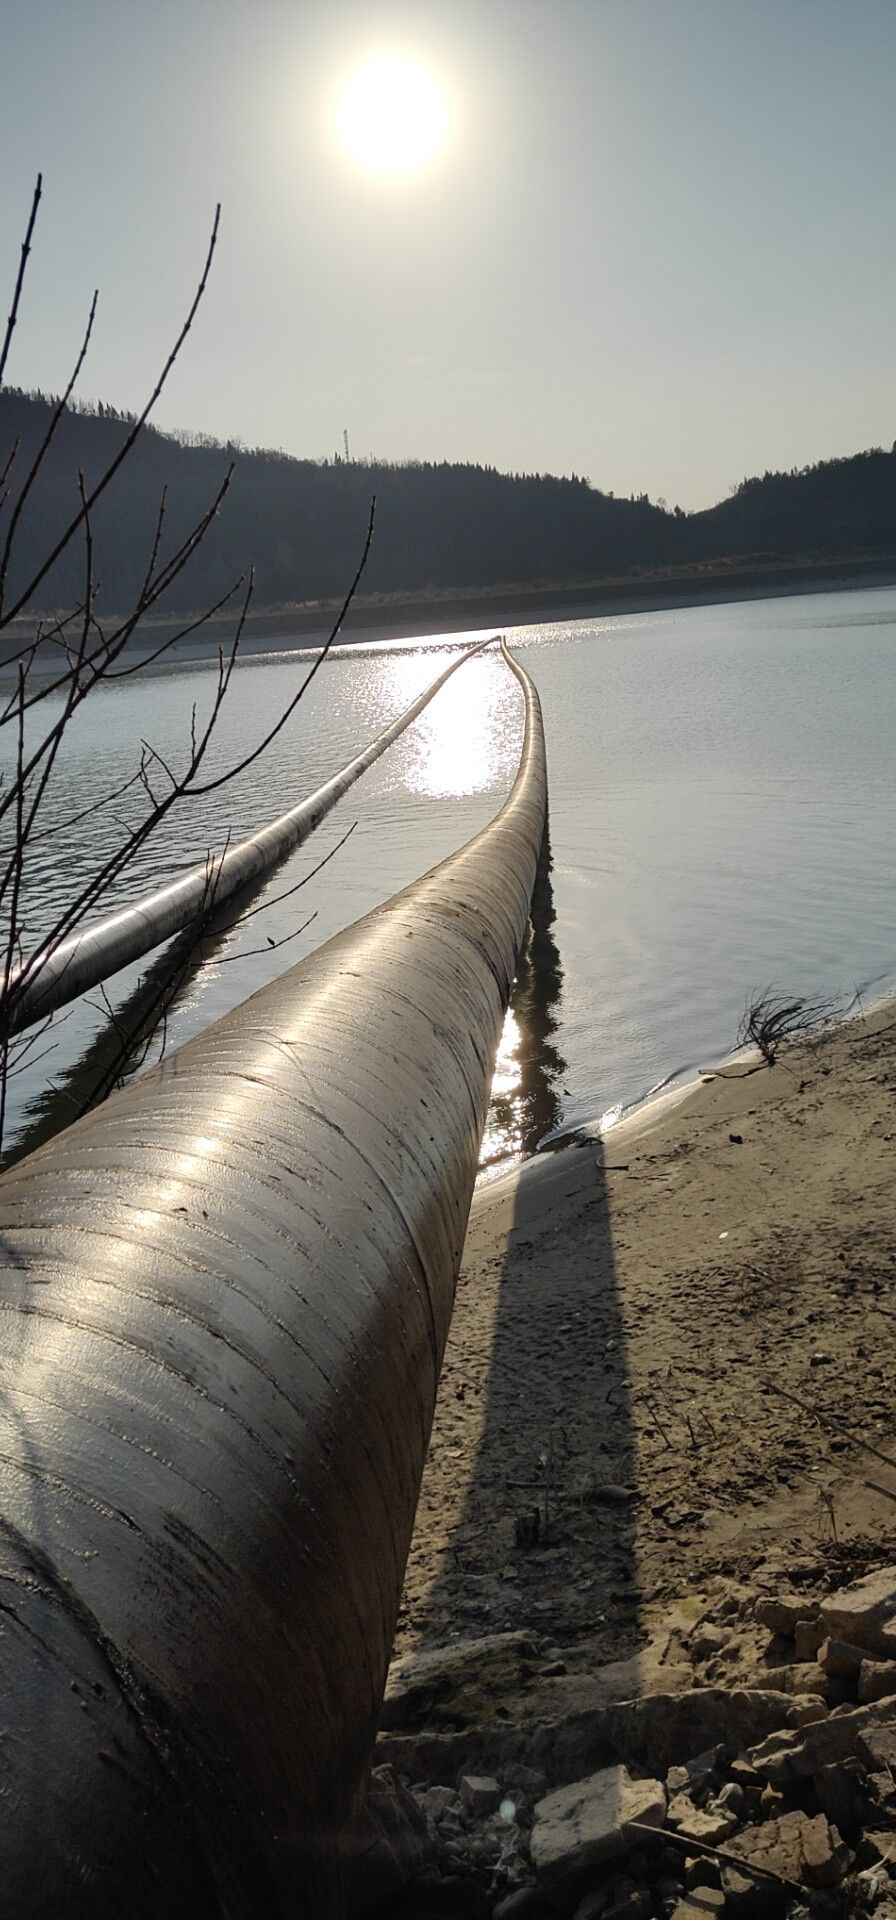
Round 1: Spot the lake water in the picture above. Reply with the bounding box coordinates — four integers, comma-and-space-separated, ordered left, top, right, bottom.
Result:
3, 584, 896, 1171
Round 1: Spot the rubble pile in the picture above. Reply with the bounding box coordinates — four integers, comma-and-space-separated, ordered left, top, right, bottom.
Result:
351, 1567, 896, 1919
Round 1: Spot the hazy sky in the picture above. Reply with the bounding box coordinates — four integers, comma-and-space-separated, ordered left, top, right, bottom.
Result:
3, 0, 895, 509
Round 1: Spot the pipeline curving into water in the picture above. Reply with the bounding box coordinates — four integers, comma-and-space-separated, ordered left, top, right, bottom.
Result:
2, 634, 498, 1038
0, 640, 547, 1917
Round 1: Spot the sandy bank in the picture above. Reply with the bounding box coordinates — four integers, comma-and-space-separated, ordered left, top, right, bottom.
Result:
395, 1000, 896, 1668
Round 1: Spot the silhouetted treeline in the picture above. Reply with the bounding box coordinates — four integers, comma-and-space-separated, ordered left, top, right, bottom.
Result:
2, 387, 894, 614
688, 447, 896, 561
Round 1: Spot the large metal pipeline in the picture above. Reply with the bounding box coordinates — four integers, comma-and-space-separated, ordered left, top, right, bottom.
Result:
3, 634, 496, 1037
0, 640, 547, 1918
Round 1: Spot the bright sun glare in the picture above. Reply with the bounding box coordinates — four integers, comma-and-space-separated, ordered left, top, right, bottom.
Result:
336, 54, 449, 176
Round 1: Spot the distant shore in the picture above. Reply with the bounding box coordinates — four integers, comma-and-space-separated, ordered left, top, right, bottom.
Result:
4, 552, 896, 675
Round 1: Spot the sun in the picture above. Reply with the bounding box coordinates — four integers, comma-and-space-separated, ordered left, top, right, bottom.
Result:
336, 54, 449, 176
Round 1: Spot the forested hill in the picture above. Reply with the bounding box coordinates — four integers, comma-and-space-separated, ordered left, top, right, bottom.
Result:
1, 387, 894, 615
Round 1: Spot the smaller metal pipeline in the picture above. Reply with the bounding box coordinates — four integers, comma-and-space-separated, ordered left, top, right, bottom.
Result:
3, 635, 496, 1036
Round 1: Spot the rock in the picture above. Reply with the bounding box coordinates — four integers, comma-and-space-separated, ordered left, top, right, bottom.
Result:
684, 1853, 722, 1891
666, 1792, 737, 1846
803, 1664, 854, 1707
691, 1625, 728, 1661
377, 1689, 825, 1797
869, 1768, 896, 1814
799, 1813, 844, 1888
667, 1766, 690, 1795
729, 1808, 840, 1890
794, 1619, 825, 1662
530, 1766, 666, 1885
755, 1596, 818, 1637
858, 1658, 896, 1705
856, 1831, 896, 1872
856, 1720, 896, 1773
572, 1689, 822, 1781
460, 1774, 501, 1816
713, 1781, 745, 1816
684, 1747, 726, 1797
747, 1662, 849, 1704
720, 1865, 770, 1919
670, 1894, 725, 1919
818, 1635, 867, 1676
812, 1757, 875, 1833
420, 1784, 461, 1824
382, 1631, 541, 1731
821, 1567, 896, 1660
744, 1696, 896, 1785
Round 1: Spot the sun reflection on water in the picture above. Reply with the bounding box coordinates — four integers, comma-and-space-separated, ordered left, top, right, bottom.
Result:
379, 648, 522, 797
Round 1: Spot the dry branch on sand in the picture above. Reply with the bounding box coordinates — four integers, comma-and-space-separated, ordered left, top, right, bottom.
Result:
736, 987, 840, 1067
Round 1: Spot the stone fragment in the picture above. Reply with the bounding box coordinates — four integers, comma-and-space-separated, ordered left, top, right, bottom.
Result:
683, 1747, 726, 1797
754, 1595, 818, 1637
691, 1625, 728, 1661
684, 1854, 722, 1892
729, 1807, 832, 1887
794, 1618, 825, 1662
812, 1757, 875, 1832
869, 1768, 896, 1813
744, 1696, 896, 1785
666, 1792, 737, 1846
713, 1781, 745, 1815
804, 1664, 855, 1706
530, 1766, 666, 1884
819, 1636, 867, 1676
420, 1784, 459, 1824
858, 1658, 896, 1705
460, 1774, 501, 1816
789, 1696, 829, 1726
720, 1865, 768, 1919
748, 1662, 849, 1703
670, 1893, 725, 1919
382, 1630, 540, 1731
856, 1720, 896, 1773
821, 1567, 896, 1659
856, 1830, 896, 1872
799, 1812, 844, 1887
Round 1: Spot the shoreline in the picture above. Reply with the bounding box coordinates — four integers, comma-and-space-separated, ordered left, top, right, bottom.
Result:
395, 993, 896, 1665
4, 557, 895, 677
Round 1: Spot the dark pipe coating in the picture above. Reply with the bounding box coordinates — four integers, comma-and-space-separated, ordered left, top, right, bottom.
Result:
0, 642, 547, 1916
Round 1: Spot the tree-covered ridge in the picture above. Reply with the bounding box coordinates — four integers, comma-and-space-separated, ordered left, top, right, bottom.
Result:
1, 385, 894, 613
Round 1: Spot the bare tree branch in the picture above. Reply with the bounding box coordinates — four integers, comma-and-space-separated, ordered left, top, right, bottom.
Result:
0, 175, 42, 387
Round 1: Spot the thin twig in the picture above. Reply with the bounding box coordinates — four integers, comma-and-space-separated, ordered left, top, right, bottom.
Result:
0, 175, 42, 387
627, 1823, 803, 1894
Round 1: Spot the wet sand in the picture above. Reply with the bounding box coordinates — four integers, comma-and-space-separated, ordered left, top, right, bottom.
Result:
394, 1000, 896, 1667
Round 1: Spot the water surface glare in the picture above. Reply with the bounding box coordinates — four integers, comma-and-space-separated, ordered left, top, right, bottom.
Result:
3, 585, 895, 1171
